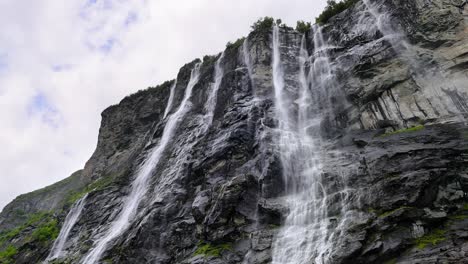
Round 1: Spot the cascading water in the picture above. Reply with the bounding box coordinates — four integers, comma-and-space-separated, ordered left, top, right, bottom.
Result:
271, 25, 330, 264
46, 194, 88, 262
163, 80, 177, 119
82, 63, 202, 264
204, 52, 225, 127
270, 24, 360, 264
361, 0, 462, 117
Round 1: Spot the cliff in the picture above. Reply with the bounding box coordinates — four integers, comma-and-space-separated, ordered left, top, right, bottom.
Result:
0, 0, 467, 263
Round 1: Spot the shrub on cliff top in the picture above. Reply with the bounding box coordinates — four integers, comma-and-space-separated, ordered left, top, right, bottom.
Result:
226, 37, 245, 50
316, 0, 360, 24
296, 20, 312, 34
251, 16, 275, 32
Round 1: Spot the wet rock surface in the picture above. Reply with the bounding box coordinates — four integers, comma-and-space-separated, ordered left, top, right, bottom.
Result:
0, 0, 467, 263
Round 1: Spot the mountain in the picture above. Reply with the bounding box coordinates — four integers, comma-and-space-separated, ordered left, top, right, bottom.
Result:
1, 0, 467, 263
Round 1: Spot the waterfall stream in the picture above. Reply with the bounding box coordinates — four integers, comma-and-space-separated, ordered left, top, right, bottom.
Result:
82, 63, 202, 264
271, 25, 331, 264
46, 194, 88, 262
361, 0, 462, 117
205, 52, 225, 127
270, 23, 362, 264
163, 80, 177, 119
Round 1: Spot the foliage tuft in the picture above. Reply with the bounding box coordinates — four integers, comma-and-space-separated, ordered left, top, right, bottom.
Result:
0, 245, 17, 264
415, 229, 446, 249
251, 17, 275, 33
296, 20, 312, 34
380, 125, 425, 137
316, 0, 359, 24
193, 242, 232, 257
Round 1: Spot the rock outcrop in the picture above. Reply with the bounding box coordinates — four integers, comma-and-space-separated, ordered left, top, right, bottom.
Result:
0, 0, 467, 263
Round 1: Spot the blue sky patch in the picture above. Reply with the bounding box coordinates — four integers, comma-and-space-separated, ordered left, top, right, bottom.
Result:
124, 11, 138, 26
27, 91, 62, 128
0, 54, 8, 73
51, 64, 72, 72
98, 38, 116, 53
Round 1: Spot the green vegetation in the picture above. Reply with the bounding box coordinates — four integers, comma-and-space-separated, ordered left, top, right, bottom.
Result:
203, 55, 217, 65
122, 80, 175, 103
296, 20, 312, 34
378, 206, 412, 218
0, 245, 17, 264
380, 125, 425, 137
31, 218, 59, 243
226, 37, 245, 50
251, 17, 275, 32
384, 259, 397, 264
415, 229, 446, 249
449, 205, 468, 220
0, 211, 58, 262
0, 212, 50, 246
65, 174, 116, 205
316, 0, 360, 24
384, 172, 401, 179
449, 214, 468, 220
193, 242, 232, 257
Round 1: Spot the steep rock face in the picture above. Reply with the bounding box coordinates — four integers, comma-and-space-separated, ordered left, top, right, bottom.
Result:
0, 0, 467, 263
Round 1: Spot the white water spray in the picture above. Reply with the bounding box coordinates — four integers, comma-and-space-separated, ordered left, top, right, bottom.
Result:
163, 80, 177, 119
271, 25, 330, 264
46, 194, 88, 262
270, 24, 358, 264
205, 52, 225, 126
82, 63, 201, 264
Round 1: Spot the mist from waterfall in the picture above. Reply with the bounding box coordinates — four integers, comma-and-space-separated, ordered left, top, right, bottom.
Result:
46, 194, 88, 262
82, 63, 202, 264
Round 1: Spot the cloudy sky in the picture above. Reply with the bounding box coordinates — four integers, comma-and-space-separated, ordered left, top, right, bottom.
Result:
0, 0, 327, 210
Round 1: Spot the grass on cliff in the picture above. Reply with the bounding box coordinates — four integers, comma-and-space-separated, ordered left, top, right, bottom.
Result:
193, 242, 232, 257
378, 206, 413, 218
380, 125, 425, 137
0, 245, 17, 264
296, 20, 312, 34
226, 37, 245, 51
65, 173, 117, 205
31, 218, 59, 243
0, 211, 59, 249
316, 0, 360, 24
415, 229, 446, 249
0, 212, 50, 245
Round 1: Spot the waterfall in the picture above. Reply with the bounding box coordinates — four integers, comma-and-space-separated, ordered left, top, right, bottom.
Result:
204, 52, 225, 127
82, 63, 202, 264
271, 25, 330, 264
46, 194, 88, 262
270, 24, 358, 264
361, 0, 461, 117
163, 80, 177, 119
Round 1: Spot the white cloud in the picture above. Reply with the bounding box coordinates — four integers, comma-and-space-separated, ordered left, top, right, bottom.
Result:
0, 0, 327, 210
